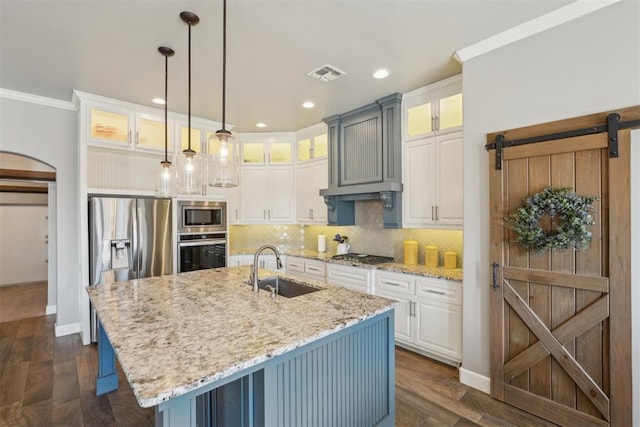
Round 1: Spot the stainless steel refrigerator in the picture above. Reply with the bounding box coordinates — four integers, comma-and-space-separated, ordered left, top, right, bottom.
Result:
88, 196, 172, 341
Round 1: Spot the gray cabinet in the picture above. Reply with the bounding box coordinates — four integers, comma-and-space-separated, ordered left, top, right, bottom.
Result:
321, 93, 403, 228
339, 108, 383, 186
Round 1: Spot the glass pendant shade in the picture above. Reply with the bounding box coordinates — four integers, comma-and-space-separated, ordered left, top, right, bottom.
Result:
177, 150, 203, 194
208, 130, 239, 187
155, 161, 176, 197
177, 11, 202, 195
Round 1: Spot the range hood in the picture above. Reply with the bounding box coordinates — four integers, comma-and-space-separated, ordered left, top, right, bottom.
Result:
320, 93, 403, 228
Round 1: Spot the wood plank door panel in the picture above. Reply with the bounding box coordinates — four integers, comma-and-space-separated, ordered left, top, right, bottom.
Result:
489, 127, 632, 426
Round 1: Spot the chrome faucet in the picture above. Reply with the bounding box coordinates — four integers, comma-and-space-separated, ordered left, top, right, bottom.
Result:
251, 245, 283, 293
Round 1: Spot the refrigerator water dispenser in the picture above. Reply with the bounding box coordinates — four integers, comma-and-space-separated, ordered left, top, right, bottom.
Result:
110, 239, 131, 269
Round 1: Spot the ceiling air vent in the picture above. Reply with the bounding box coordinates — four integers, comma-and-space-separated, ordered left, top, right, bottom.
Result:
307, 64, 346, 83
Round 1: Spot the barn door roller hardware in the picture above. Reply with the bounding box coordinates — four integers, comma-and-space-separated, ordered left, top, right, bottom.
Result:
485, 113, 640, 170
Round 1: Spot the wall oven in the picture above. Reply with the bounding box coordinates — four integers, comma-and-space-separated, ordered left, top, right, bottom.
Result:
177, 201, 228, 273
178, 232, 227, 272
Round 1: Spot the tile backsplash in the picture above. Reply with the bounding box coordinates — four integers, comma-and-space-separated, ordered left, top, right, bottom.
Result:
229, 200, 463, 267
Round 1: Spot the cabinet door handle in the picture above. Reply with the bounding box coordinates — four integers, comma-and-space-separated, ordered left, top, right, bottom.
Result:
268, 153, 271, 164
381, 280, 402, 287
263, 210, 266, 219
309, 209, 313, 219
136, 130, 140, 145
435, 116, 440, 131
307, 266, 322, 272
435, 205, 438, 220
128, 130, 132, 145
235, 209, 238, 219
431, 206, 435, 220
268, 209, 271, 219
427, 289, 446, 295
431, 117, 435, 132
409, 301, 414, 317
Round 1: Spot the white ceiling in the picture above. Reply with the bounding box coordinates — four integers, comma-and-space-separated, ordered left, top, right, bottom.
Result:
0, 0, 572, 132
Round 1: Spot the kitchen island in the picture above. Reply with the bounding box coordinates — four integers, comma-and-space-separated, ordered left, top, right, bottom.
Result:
87, 266, 396, 426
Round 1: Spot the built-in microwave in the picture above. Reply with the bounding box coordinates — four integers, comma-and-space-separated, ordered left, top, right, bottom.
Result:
177, 200, 226, 234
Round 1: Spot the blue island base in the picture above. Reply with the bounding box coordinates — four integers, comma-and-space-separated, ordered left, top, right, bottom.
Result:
99, 311, 395, 427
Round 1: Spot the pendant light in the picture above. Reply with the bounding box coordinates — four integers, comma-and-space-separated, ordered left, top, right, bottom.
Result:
177, 11, 203, 194
155, 46, 176, 198
208, 0, 240, 188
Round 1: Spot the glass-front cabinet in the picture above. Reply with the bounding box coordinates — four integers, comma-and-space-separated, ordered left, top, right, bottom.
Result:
177, 118, 220, 154
87, 105, 172, 153
403, 74, 462, 141
240, 134, 293, 165
89, 108, 131, 145
296, 123, 328, 162
136, 114, 172, 151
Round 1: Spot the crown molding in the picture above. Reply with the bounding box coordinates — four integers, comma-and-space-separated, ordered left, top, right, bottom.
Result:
453, 0, 623, 63
0, 88, 76, 111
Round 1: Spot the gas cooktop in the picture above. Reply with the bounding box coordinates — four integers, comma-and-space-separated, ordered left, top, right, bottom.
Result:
331, 253, 394, 265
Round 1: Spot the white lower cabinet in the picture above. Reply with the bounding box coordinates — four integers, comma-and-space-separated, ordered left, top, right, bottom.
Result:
285, 256, 326, 281
228, 254, 283, 271
228, 255, 251, 267
326, 263, 372, 294
374, 270, 462, 365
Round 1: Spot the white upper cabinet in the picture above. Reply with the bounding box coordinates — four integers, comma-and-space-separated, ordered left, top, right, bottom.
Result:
403, 132, 463, 228
241, 132, 294, 165
296, 160, 328, 224
175, 119, 219, 155
295, 123, 329, 163
403, 74, 462, 141
75, 91, 226, 195
240, 166, 295, 223
402, 75, 463, 229
83, 96, 174, 153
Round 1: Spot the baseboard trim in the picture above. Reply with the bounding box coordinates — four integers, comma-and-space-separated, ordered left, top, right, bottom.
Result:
459, 367, 491, 394
55, 321, 81, 337
46, 305, 57, 315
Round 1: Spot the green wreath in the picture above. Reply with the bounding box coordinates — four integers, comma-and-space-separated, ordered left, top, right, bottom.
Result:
507, 187, 596, 254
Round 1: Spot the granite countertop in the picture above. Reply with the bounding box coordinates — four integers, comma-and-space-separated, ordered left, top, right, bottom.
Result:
232, 249, 463, 281
86, 266, 395, 408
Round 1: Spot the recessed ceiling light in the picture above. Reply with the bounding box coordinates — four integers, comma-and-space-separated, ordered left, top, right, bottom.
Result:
256, 122, 267, 128
372, 69, 390, 79
302, 101, 315, 109
152, 97, 166, 105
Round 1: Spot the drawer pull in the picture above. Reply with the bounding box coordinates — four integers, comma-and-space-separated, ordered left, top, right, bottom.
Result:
307, 266, 322, 272
381, 280, 403, 287
427, 289, 446, 295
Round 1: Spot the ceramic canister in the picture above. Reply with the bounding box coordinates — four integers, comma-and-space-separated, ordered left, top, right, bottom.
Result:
403, 239, 419, 265
444, 251, 457, 269
424, 245, 438, 268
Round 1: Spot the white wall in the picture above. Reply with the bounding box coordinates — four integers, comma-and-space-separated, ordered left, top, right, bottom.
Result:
460, 0, 639, 402
0, 205, 48, 285
0, 97, 79, 331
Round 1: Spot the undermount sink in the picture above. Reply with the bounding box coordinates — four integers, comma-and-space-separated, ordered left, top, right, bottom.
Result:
250, 276, 322, 298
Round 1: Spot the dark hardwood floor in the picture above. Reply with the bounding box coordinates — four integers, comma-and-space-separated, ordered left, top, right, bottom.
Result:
0, 315, 555, 426
0, 282, 47, 323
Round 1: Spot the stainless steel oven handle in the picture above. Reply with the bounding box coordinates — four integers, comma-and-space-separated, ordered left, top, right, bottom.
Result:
178, 239, 227, 247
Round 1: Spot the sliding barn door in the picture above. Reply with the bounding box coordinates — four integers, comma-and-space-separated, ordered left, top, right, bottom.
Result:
488, 125, 632, 426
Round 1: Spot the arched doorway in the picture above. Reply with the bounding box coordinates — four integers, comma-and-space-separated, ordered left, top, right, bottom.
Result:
0, 151, 57, 322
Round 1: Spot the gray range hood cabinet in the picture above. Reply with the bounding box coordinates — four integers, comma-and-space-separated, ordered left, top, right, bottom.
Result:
320, 93, 403, 228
